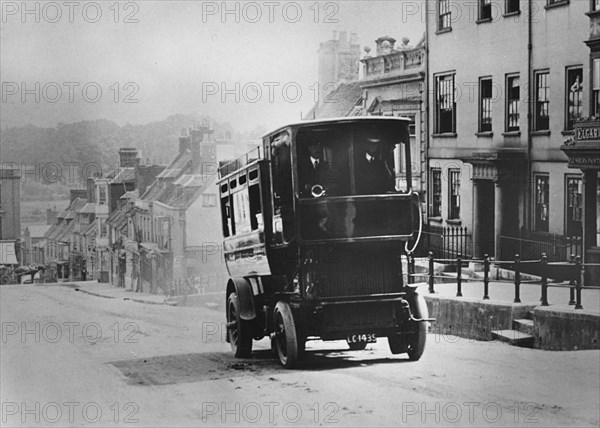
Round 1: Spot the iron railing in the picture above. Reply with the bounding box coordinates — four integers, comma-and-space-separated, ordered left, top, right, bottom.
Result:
499, 229, 582, 263
415, 224, 472, 259
218, 146, 263, 178
406, 252, 600, 310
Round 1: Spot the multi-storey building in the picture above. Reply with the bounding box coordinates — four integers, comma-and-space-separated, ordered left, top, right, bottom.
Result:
130, 124, 227, 294
426, 0, 590, 269
43, 193, 89, 281
0, 166, 21, 241
0, 167, 21, 279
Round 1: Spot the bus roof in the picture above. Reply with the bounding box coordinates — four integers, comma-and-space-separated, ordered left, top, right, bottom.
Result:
262, 116, 412, 139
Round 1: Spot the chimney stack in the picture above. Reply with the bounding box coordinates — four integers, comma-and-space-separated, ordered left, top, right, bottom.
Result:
179, 128, 191, 154
118, 148, 140, 168
189, 125, 215, 172
46, 208, 58, 225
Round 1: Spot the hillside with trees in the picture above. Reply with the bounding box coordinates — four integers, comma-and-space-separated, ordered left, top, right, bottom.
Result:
1, 114, 266, 200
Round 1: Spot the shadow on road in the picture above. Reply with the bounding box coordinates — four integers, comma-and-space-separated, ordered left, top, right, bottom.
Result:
110, 347, 412, 385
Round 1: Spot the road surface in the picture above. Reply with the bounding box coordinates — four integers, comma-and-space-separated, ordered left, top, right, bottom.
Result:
1, 284, 599, 427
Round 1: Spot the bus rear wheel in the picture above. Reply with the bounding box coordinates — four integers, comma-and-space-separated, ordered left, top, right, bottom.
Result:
227, 292, 252, 358
273, 301, 299, 368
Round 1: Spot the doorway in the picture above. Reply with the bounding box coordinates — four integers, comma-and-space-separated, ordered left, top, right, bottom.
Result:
477, 181, 495, 257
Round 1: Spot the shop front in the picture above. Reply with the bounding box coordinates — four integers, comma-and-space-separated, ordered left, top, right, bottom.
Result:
561, 120, 600, 285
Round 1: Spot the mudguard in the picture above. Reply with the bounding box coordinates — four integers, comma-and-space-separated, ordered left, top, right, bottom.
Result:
227, 278, 256, 321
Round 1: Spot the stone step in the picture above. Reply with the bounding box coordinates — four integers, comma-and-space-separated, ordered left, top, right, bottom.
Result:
513, 318, 535, 336
491, 329, 535, 348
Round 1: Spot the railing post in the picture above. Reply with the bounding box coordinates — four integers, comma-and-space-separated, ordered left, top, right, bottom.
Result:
569, 254, 576, 305
428, 251, 435, 294
514, 254, 521, 303
540, 253, 549, 306
483, 254, 490, 300
575, 255, 583, 310
456, 253, 462, 297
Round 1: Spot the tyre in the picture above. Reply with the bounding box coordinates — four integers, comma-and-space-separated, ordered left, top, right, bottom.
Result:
406, 292, 428, 361
347, 340, 368, 351
227, 292, 252, 358
273, 301, 299, 368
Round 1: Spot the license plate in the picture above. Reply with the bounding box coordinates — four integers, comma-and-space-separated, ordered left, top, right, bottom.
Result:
347, 333, 377, 343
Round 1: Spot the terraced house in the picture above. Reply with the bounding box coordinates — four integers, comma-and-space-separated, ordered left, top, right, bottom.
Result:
130, 124, 228, 294
426, 0, 598, 283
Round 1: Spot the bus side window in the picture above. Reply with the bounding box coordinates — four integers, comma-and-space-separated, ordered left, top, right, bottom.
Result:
233, 190, 252, 235
249, 184, 263, 230
220, 196, 232, 237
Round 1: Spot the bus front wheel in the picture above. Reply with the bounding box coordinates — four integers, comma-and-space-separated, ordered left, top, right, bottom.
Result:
406, 293, 428, 361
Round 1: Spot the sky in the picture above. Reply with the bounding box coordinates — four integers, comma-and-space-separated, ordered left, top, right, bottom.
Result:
1, 0, 425, 133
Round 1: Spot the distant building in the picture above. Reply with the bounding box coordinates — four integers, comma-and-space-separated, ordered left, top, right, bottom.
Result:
87, 148, 165, 283
304, 81, 363, 119
127, 123, 227, 294
22, 225, 50, 265
0, 167, 21, 279
43, 195, 89, 281
318, 30, 361, 96
0, 166, 21, 241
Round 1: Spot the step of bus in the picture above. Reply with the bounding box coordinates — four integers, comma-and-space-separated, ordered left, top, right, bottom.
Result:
513, 318, 535, 336
491, 329, 535, 348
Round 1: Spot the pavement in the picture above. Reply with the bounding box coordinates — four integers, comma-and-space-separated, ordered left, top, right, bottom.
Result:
414, 279, 600, 314
46, 280, 171, 306
46, 276, 600, 316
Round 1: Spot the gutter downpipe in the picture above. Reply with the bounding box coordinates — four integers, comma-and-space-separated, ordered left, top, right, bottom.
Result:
424, 2, 430, 223
526, 0, 533, 230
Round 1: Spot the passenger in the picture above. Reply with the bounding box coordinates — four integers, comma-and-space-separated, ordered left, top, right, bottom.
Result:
355, 139, 395, 195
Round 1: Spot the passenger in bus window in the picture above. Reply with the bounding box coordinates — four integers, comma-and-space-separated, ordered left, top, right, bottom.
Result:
298, 143, 340, 198
355, 139, 395, 195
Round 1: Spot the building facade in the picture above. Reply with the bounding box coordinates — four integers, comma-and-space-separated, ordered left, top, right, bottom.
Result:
0, 167, 21, 241
130, 124, 228, 294
560, 7, 600, 285
318, 30, 361, 95
426, 0, 589, 263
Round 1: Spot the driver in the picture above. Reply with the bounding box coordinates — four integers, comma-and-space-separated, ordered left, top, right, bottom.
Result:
299, 143, 339, 198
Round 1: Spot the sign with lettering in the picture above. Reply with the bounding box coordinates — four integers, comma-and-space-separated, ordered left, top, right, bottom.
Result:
568, 156, 600, 168
575, 126, 600, 141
